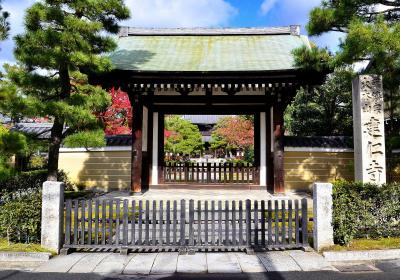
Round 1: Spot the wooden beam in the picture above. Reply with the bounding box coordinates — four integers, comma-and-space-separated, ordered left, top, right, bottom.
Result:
151, 105, 268, 115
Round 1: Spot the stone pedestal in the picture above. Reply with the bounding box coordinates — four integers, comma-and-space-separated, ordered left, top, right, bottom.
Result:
41, 181, 64, 253
313, 183, 334, 252
352, 75, 386, 184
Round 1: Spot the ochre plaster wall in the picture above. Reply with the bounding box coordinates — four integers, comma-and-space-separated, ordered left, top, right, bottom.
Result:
59, 150, 131, 191
284, 151, 354, 191
59, 149, 354, 192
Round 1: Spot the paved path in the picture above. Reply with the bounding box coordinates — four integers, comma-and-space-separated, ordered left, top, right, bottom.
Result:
2, 257, 400, 279
35, 250, 335, 275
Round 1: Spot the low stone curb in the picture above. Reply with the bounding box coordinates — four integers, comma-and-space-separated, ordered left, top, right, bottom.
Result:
0, 251, 52, 262
323, 249, 400, 262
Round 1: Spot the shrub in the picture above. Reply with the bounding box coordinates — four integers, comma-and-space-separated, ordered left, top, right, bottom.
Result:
0, 192, 42, 243
0, 169, 72, 200
333, 180, 400, 245
0, 169, 72, 244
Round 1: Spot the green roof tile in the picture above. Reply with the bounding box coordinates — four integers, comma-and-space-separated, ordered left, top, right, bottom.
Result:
109, 32, 310, 72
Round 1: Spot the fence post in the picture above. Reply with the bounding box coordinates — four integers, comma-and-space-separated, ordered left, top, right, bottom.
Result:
313, 182, 334, 252
41, 181, 65, 254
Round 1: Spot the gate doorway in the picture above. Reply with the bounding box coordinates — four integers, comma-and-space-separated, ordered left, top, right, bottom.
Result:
162, 114, 257, 186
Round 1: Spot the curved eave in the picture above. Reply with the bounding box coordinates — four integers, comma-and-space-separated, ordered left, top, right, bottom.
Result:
90, 67, 327, 87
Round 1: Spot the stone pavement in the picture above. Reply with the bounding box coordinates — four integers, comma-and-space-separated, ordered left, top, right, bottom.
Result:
35, 250, 335, 275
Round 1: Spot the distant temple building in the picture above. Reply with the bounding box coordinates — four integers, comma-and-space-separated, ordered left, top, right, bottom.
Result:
182, 115, 231, 146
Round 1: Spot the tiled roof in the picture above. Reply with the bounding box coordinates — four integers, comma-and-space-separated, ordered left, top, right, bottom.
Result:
106, 135, 132, 146
109, 27, 310, 72
105, 135, 353, 149
0, 113, 11, 124
182, 115, 232, 124
119, 26, 301, 36
10, 123, 68, 139
11, 123, 353, 149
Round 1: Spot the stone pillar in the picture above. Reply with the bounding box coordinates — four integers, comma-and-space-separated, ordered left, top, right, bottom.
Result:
41, 181, 64, 253
352, 75, 386, 184
313, 182, 334, 252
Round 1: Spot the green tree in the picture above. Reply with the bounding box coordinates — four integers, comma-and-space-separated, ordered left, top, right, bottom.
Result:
285, 68, 355, 136
302, 1, 400, 134
4, 0, 129, 181
0, 125, 28, 180
164, 115, 203, 156
0, 0, 9, 41
210, 132, 228, 151
300, 0, 400, 180
292, 44, 334, 73
306, 1, 400, 35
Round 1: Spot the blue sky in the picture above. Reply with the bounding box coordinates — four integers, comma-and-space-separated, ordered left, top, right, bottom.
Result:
0, 0, 343, 66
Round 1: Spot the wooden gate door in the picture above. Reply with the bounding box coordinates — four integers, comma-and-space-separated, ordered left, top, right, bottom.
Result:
62, 198, 310, 253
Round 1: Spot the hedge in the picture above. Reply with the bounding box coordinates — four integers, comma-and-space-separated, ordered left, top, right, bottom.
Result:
0, 192, 42, 243
0, 170, 70, 243
333, 180, 400, 245
0, 169, 70, 201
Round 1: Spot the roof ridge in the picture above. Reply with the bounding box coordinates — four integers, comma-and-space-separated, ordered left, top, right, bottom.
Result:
118, 26, 301, 37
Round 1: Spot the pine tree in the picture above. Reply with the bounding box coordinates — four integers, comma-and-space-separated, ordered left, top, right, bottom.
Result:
0, 0, 9, 41
298, 0, 400, 179
6, 0, 129, 181
299, 0, 400, 134
164, 116, 203, 157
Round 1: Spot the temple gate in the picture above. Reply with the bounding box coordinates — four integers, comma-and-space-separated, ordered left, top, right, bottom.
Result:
94, 26, 325, 194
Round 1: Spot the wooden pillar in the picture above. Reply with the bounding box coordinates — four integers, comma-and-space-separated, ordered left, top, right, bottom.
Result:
158, 113, 165, 184
151, 112, 159, 185
272, 103, 285, 193
266, 106, 274, 192
257, 112, 265, 187
141, 106, 150, 190
254, 113, 261, 186
131, 93, 143, 195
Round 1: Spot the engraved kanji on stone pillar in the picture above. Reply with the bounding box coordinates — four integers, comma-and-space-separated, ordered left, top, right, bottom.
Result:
352, 75, 386, 184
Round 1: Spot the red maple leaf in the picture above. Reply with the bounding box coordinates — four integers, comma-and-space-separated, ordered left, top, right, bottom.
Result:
97, 88, 132, 135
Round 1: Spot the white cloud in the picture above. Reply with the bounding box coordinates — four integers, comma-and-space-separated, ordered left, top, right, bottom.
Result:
0, 0, 237, 65
312, 31, 345, 52
260, 0, 277, 15
258, 0, 342, 51
260, 0, 321, 23
123, 0, 238, 28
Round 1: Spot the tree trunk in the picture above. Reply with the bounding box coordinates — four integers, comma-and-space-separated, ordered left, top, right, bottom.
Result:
47, 63, 70, 181
47, 117, 64, 181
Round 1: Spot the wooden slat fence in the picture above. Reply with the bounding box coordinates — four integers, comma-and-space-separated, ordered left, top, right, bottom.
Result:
63, 198, 309, 252
163, 162, 257, 184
